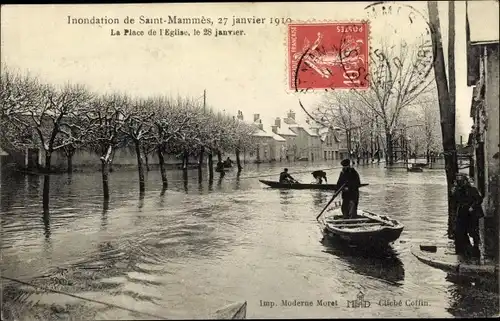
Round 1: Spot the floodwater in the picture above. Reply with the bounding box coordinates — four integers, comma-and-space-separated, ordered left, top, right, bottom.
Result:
1, 161, 498, 319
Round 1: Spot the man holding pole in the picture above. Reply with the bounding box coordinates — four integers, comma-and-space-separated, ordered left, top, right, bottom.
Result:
336, 159, 361, 219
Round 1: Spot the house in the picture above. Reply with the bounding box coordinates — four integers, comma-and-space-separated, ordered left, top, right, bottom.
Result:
466, 0, 499, 260
272, 117, 297, 161
319, 126, 342, 161
247, 114, 273, 163
247, 113, 290, 163
283, 110, 322, 161
334, 130, 351, 160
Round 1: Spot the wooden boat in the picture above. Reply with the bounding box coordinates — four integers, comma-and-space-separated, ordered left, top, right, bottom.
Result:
319, 208, 404, 246
212, 301, 247, 319
259, 180, 369, 190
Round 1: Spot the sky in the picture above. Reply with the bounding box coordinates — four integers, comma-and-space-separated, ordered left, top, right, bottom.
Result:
0, 1, 486, 142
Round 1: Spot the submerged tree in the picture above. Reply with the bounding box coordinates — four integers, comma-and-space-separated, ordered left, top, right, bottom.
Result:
87, 93, 129, 200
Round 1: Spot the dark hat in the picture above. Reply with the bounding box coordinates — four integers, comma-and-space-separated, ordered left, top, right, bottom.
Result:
341, 159, 350, 166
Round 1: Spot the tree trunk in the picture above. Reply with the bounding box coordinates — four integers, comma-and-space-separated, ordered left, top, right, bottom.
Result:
42, 152, 52, 213
208, 151, 214, 180
428, 1, 458, 239
157, 146, 168, 188
236, 148, 242, 171
217, 150, 222, 164
183, 150, 189, 170
198, 147, 204, 182
101, 160, 110, 200
109, 149, 115, 172
386, 131, 394, 165
134, 140, 146, 193
144, 149, 150, 172
198, 147, 205, 170
66, 149, 74, 175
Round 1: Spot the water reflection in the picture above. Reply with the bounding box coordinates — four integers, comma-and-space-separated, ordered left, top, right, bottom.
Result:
321, 237, 405, 285
217, 172, 225, 188
138, 194, 145, 210
279, 190, 293, 205
1, 163, 497, 319
235, 171, 241, 189
101, 199, 109, 230
198, 169, 203, 184
312, 191, 329, 208
183, 171, 188, 193
208, 177, 214, 191
445, 273, 499, 317
42, 211, 51, 240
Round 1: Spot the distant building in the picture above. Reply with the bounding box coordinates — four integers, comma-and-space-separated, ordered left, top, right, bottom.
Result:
466, 0, 499, 260
283, 110, 322, 161
319, 126, 342, 161
272, 117, 297, 161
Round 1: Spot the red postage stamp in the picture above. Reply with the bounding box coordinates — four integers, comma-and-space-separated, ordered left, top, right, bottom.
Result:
288, 21, 369, 91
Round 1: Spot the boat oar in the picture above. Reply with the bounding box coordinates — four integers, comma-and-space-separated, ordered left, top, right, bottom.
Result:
316, 182, 346, 222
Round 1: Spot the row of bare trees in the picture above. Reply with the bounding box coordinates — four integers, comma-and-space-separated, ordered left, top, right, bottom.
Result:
1, 67, 257, 211
313, 90, 442, 165
310, 28, 439, 165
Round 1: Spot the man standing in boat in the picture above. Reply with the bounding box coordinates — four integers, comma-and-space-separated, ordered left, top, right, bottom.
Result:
279, 168, 297, 184
336, 159, 361, 219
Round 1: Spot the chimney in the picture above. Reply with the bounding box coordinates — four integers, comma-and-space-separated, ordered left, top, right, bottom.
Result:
257, 119, 263, 130
275, 117, 281, 128
253, 114, 260, 122
287, 110, 295, 120
237, 110, 243, 121
271, 125, 278, 134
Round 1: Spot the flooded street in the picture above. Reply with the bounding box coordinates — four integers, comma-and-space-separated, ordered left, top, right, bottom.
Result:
1, 162, 498, 319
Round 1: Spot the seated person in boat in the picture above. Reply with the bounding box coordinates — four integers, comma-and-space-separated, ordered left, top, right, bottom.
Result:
451, 173, 483, 258
223, 157, 233, 168
279, 168, 297, 183
215, 161, 225, 172
336, 159, 361, 219
311, 170, 327, 184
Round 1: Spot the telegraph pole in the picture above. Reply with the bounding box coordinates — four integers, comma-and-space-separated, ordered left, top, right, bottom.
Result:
428, 1, 458, 240
203, 89, 206, 111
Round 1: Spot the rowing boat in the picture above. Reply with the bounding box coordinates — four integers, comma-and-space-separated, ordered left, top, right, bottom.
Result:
259, 180, 369, 190
319, 208, 404, 246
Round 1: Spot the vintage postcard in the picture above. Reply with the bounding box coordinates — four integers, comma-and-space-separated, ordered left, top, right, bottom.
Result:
1, 1, 499, 320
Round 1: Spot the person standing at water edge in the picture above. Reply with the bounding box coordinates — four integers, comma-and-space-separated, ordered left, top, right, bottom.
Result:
451, 173, 484, 257
279, 168, 296, 183
336, 159, 361, 218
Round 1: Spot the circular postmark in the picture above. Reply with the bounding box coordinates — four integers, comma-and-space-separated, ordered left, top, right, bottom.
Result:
364, 1, 436, 92
290, 2, 437, 124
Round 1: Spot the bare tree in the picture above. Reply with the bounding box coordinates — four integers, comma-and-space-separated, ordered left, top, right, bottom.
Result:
149, 96, 198, 188
345, 33, 435, 165
404, 99, 442, 163
0, 68, 41, 160
27, 83, 92, 211
87, 93, 129, 200
120, 97, 155, 194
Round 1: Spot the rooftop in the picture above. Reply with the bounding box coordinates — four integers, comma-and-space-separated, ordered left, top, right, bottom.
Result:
252, 127, 273, 138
